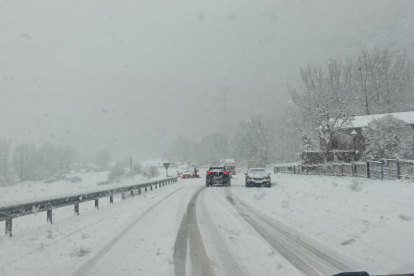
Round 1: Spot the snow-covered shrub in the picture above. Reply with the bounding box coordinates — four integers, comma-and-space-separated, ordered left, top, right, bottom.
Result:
69, 176, 83, 183
132, 163, 142, 175
108, 162, 125, 181
363, 115, 414, 160
143, 166, 160, 178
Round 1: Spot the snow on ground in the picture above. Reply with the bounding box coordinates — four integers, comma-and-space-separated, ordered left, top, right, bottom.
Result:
0, 171, 169, 208
233, 173, 414, 274
0, 180, 192, 276
1, 171, 413, 275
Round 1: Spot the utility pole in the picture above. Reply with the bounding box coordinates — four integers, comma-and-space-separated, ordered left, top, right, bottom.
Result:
130, 157, 133, 174
222, 86, 231, 158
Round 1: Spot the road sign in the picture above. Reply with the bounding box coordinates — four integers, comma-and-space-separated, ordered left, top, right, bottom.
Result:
163, 163, 170, 177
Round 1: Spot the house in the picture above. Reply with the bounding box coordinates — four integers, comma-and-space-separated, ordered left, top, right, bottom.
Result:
308, 111, 414, 164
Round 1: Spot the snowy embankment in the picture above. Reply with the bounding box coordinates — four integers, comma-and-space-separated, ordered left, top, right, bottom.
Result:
234, 173, 414, 274
0, 171, 169, 208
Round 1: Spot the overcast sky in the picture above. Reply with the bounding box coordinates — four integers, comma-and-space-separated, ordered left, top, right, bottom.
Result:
1, 0, 414, 161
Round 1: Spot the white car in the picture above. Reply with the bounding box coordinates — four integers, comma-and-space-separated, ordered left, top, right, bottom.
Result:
180, 169, 195, 179
245, 168, 271, 187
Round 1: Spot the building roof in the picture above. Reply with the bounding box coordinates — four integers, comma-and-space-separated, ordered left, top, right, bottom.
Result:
341, 111, 414, 129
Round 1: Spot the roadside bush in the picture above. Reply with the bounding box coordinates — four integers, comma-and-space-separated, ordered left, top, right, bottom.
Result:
108, 162, 125, 182
143, 166, 160, 178
363, 115, 414, 160
132, 163, 142, 175
69, 176, 83, 183
44, 175, 83, 184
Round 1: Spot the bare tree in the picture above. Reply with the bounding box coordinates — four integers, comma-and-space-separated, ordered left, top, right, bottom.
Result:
57, 145, 76, 174
0, 138, 11, 185
35, 143, 59, 179
352, 48, 414, 115
95, 149, 111, 169
13, 143, 37, 181
231, 116, 271, 164
199, 133, 228, 164
289, 60, 356, 156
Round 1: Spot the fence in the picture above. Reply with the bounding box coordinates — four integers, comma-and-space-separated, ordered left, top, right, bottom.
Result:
0, 177, 178, 237
274, 159, 414, 181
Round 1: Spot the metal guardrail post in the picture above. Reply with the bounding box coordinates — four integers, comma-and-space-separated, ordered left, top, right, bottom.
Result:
367, 161, 370, 178
74, 203, 79, 215
5, 219, 12, 237
47, 210, 52, 224
110, 195, 113, 204
381, 161, 384, 181
0, 177, 178, 237
150, 185, 153, 191
145, 186, 147, 192
293, 166, 296, 174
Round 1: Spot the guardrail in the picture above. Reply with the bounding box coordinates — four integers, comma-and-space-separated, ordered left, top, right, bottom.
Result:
274, 159, 414, 181
1, 177, 178, 237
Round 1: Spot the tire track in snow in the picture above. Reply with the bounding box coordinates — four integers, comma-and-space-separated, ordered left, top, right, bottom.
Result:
197, 188, 245, 276
71, 187, 184, 276
225, 190, 353, 276
174, 187, 215, 276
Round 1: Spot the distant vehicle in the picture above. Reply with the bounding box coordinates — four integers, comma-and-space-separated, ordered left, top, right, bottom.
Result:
205, 166, 231, 187
180, 169, 195, 179
224, 162, 236, 175
176, 165, 189, 177
245, 168, 271, 188
220, 158, 236, 175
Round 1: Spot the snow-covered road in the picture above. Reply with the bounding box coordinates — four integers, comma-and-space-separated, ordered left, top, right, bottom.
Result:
1, 173, 414, 276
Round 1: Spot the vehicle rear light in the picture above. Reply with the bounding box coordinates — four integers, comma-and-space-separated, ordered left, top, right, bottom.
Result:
181, 173, 183, 177
267, 178, 270, 181
223, 171, 229, 175
207, 171, 212, 175
235, 168, 237, 172
247, 177, 250, 181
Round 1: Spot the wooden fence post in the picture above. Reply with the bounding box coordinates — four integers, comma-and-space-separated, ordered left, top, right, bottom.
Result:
352, 162, 355, 177
367, 161, 370, 178
74, 203, 79, 215
397, 159, 401, 179
47, 210, 52, 224
5, 219, 12, 237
